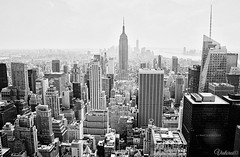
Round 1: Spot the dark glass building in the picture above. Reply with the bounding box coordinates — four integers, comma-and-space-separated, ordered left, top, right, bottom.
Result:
188, 65, 200, 93
28, 68, 37, 93
0, 63, 8, 92
182, 93, 230, 157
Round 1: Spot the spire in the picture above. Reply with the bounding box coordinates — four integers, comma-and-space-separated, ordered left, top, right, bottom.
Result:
209, 5, 212, 38
122, 17, 125, 33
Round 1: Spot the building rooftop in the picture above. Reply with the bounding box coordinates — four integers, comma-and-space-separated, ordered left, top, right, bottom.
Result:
152, 128, 187, 145
139, 69, 164, 74
186, 93, 229, 105
209, 82, 234, 88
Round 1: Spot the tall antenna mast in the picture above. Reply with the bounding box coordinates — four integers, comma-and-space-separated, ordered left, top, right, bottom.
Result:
209, 5, 212, 38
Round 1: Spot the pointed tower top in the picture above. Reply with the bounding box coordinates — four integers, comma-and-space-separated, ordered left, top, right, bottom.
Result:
122, 17, 125, 33
209, 5, 212, 38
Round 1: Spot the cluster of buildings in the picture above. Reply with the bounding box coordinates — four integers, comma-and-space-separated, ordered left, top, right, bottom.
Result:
0, 15, 240, 157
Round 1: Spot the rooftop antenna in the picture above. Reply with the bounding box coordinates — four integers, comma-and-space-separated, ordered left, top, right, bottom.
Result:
209, 5, 212, 38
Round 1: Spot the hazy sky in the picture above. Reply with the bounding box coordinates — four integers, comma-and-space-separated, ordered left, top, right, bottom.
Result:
0, 0, 240, 51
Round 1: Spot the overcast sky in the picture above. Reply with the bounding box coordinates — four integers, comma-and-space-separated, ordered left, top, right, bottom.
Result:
0, 0, 239, 51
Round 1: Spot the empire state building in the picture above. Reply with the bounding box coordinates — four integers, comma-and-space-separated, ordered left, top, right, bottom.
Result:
118, 20, 128, 80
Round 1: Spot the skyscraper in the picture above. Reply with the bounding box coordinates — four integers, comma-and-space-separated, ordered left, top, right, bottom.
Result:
175, 75, 184, 105
172, 56, 178, 74
90, 61, 103, 110
188, 65, 201, 93
182, 93, 230, 157
52, 60, 60, 72
158, 55, 162, 69
199, 42, 227, 92
226, 53, 238, 73
28, 68, 37, 93
118, 20, 128, 80
72, 64, 80, 83
138, 69, 164, 128
35, 78, 49, 105
36, 104, 54, 145
46, 85, 60, 119
107, 58, 114, 75
227, 67, 240, 93
11, 62, 29, 101
0, 63, 8, 92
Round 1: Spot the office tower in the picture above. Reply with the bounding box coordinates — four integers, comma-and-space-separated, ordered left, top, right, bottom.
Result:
107, 58, 114, 75
188, 65, 201, 93
182, 93, 230, 157
63, 65, 69, 73
52, 117, 67, 142
100, 91, 106, 110
102, 77, 110, 102
222, 94, 240, 151
138, 69, 164, 128
38, 138, 60, 157
200, 35, 221, 72
175, 75, 184, 105
52, 60, 60, 72
0, 63, 8, 92
152, 58, 157, 69
35, 78, 49, 105
234, 126, 240, 157
62, 90, 71, 109
72, 64, 80, 83
28, 68, 37, 93
0, 131, 8, 147
14, 99, 30, 115
46, 85, 60, 119
199, 43, 227, 92
226, 53, 238, 73
73, 82, 81, 99
14, 113, 38, 157
36, 104, 54, 145
158, 55, 162, 69
172, 56, 178, 74
29, 94, 40, 112
83, 110, 109, 143
11, 62, 29, 101
67, 121, 83, 142
44, 72, 66, 94
227, 67, 240, 93
208, 83, 234, 97
90, 61, 102, 110
74, 99, 85, 121
0, 100, 17, 129
71, 140, 83, 157
118, 20, 128, 80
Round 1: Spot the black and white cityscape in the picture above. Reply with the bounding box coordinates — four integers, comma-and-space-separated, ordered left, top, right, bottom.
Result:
0, 0, 240, 157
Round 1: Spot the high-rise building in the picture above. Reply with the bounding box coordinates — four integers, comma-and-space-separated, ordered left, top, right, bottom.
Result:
52, 60, 60, 72
102, 77, 110, 102
90, 61, 103, 110
226, 53, 238, 73
158, 55, 162, 69
172, 56, 178, 74
28, 68, 37, 93
175, 75, 184, 105
118, 20, 128, 80
227, 67, 240, 93
46, 85, 60, 119
107, 58, 114, 75
63, 65, 69, 74
44, 72, 66, 95
152, 58, 157, 69
14, 113, 39, 157
36, 104, 54, 145
73, 82, 81, 99
11, 62, 29, 101
222, 94, 240, 151
35, 78, 49, 105
0, 63, 8, 92
138, 69, 164, 128
188, 65, 201, 93
0, 100, 17, 129
182, 93, 230, 157
208, 82, 234, 97
72, 64, 80, 83
234, 125, 240, 157
199, 43, 227, 92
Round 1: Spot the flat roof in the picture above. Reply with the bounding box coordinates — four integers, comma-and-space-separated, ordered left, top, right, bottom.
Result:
139, 69, 164, 74
185, 94, 229, 105
222, 95, 240, 103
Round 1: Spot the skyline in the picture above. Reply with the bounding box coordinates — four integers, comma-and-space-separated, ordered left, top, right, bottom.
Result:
0, 0, 240, 51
